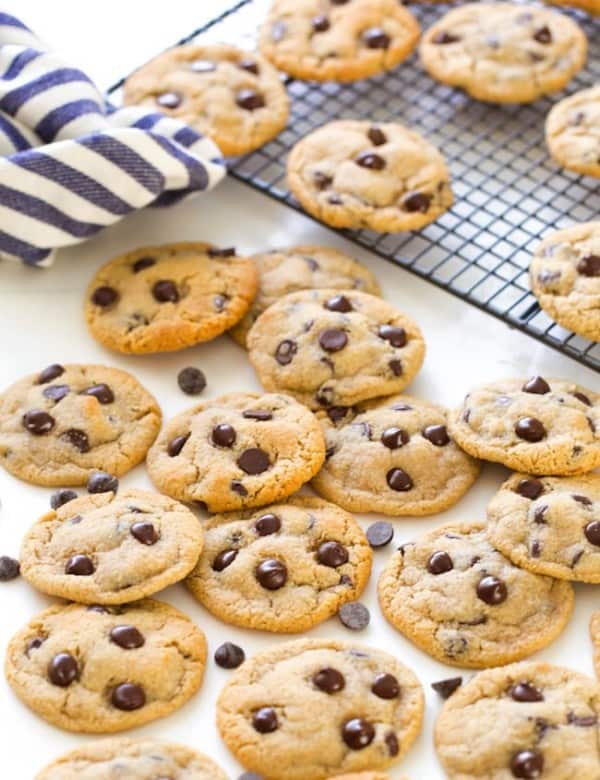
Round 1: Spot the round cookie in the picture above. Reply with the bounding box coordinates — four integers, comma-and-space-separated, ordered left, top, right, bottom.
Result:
85, 242, 258, 354
0, 363, 161, 486
448, 376, 600, 476
247, 289, 426, 410
230, 245, 380, 348
147, 392, 325, 512
312, 394, 480, 516
258, 0, 420, 83
378, 520, 574, 669
546, 87, 600, 180
420, 3, 587, 104
123, 44, 289, 156
185, 495, 372, 633
5, 599, 206, 733
530, 221, 600, 342
20, 489, 203, 604
435, 661, 600, 779
287, 120, 453, 232
487, 472, 600, 583
217, 638, 424, 780
36, 738, 228, 780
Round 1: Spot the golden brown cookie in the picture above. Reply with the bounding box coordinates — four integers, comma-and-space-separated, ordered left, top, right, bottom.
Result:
546, 86, 600, 180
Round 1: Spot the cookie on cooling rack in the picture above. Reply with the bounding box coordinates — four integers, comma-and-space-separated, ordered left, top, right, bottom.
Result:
546, 86, 600, 180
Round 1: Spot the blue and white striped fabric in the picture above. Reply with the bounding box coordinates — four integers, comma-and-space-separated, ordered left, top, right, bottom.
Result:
0, 11, 226, 267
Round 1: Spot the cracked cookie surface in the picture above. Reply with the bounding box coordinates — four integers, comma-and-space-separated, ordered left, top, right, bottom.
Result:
85, 242, 258, 354
5, 599, 206, 733
435, 661, 600, 779
448, 376, 600, 475
0, 363, 161, 486
147, 392, 325, 512
312, 394, 480, 516
420, 3, 587, 103
186, 495, 371, 633
258, 0, 420, 82
36, 737, 228, 780
123, 44, 289, 156
378, 520, 574, 668
217, 638, 424, 780
287, 120, 453, 232
546, 87, 600, 180
230, 245, 380, 348
20, 489, 203, 604
247, 289, 425, 410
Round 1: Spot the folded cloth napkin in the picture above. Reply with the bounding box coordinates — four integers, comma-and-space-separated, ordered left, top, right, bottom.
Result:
0, 11, 226, 267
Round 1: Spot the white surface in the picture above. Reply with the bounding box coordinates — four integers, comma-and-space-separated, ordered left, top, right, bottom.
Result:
2, 2, 599, 779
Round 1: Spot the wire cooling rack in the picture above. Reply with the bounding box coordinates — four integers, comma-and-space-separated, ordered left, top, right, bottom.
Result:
111, 0, 600, 371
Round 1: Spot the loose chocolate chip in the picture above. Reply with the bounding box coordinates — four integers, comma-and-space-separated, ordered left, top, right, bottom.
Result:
522, 376, 550, 395
385, 731, 399, 756
157, 92, 181, 108
61, 428, 90, 453
378, 324, 406, 347
510, 749, 544, 778
585, 520, 600, 546
509, 682, 544, 702
37, 364, 64, 384
212, 423, 236, 448
22, 410, 55, 435
567, 712, 598, 726
238, 448, 270, 474
190, 59, 216, 73
167, 433, 189, 457
577, 255, 600, 277
130, 521, 160, 545
432, 677, 462, 699
65, 554, 94, 576
213, 549, 238, 572
48, 653, 79, 687
312, 14, 330, 31
275, 339, 297, 365
208, 246, 236, 258
428, 551, 454, 575
313, 667, 345, 693
573, 494, 593, 507
92, 286, 119, 307
317, 541, 349, 567
253, 707, 278, 733
42, 384, 70, 402
177, 367, 206, 395
339, 601, 370, 630
50, 489, 78, 509
403, 192, 432, 213
152, 280, 179, 303
355, 152, 386, 170
366, 521, 394, 548
236, 89, 265, 110
237, 58, 259, 74
368, 126, 387, 146
80, 383, 114, 404
515, 417, 546, 443
533, 26, 552, 44
342, 717, 376, 749
132, 256, 156, 272
381, 427, 409, 449
515, 479, 544, 499
0, 556, 20, 581
324, 294, 353, 312
256, 558, 288, 590
26, 637, 45, 655
111, 683, 146, 710
255, 513, 281, 536
433, 31, 460, 44
110, 625, 145, 649
242, 409, 273, 421
215, 642, 245, 669
319, 328, 347, 352
372, 673, 400, 699
422, 424, 450, 446
87, 470, 118, 494
362, 27, 390, 49
387, 467, 413, 491
477, 575, 507, 605
231, 480, 248, 496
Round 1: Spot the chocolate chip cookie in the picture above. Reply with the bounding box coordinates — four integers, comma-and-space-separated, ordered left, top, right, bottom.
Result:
312, 394, 480, 516
258, 0, 420, 82
147, 392, 325, 512
230, 245, 380, 348
85, 242, 258, 354
435, 661, 600, 779
123, 43, 289, 156
0, 363, 161, 486
530, 222, 600, 342
5, 599, 206, 733
247, 290, 426, 410
185, 495, 371, 633
20, 489, 203, 604
36, 738, 228, 780
420, 3, 587, 103
589, 612, 600, 679
487, 472, 600, 583
287, 120, 453, 232
217, 638, 424, 780
378, 521, 574, 668
448, 377, 600, 475
546, 86, 600, 180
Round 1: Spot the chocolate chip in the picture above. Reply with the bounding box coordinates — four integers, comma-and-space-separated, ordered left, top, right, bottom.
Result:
510, 749, 543, 778
213, 294, 228, 311
238, 448, 270, 474
381, 427, 409, 449
42, 384, 69, 402
573, 494, 593, 507
237, 58, 259, 74
157, 92, 181, 109
177, 367, 206, 395
378, 324, 406, 347
355, 152, 385, 170
238, 774, 264, 780
212, 423, 236, 447
515, 417, 546, 442
132, 256, 156, 272
431, 677, 462, 699
213, 549, 238, 572
372, 673, 400, 699
87, 470, 118, 494
387, 467, 413, 491
403, 191, 433, 213
111, 683, 146, 710
477, 575, 507, 605
509, 682, 544, 702
433, 31, 460, 44
427, 551, 453, 575
231, 480, 247, 496
362, 27, 390, 49
338, 601, 370, 630
130, 521, 159, 545
522, 376, 550, 395
242, 409, 273, 421
37, 364, 64, 384
22, 410, 54, 435
80, 383, 114, 404
215, 641, 245, 669
255, 559, 287, 590
312, 14, 330, 31
319, 328, 347, 352
327, 406, 348, 422
342, 717, 375, 749
48, 653, 79, 687
110, 625, 145, 649
152, 280, 179, 303
328, 194, 343, 205
208, 246, 236, 258
61, 428, 90, 453
577, 255, 600, 277
0, 556, 19, 581
317, 541, 349, 567
567, 712, 598, 726
236, 89, 265, 110
253, 707, 278, 733
313, 171, 333, 190
366, 521, 394, 548
65, 554, 94, 576
168, 433, 189, 457
275, 339, 297, 365
50, 489, 78, 509
533, 26, 552, 44
533, 506, 547, 524
385, 731, 399, 756
26, 637, 45, 655
92, 286, 119, 307
255, 513, 281, 535
324, 294, 353, 312
190, 59, 216, 73
368, 126, 387, 145
515, 479, 544, 499
585, 520, 600, 546
313, 667, 345, 693
88, 604, 109, 614
271, 20, 287, 41
422, 424, 450, 446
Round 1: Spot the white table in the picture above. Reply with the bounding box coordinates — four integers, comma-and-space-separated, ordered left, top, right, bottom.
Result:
2, 2, 598, 777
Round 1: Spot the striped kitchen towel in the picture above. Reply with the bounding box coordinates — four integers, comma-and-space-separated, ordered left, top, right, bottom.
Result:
0, 11, 226, 267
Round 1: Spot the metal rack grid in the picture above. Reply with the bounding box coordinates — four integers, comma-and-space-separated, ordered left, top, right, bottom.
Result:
112, 0, 600, 371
